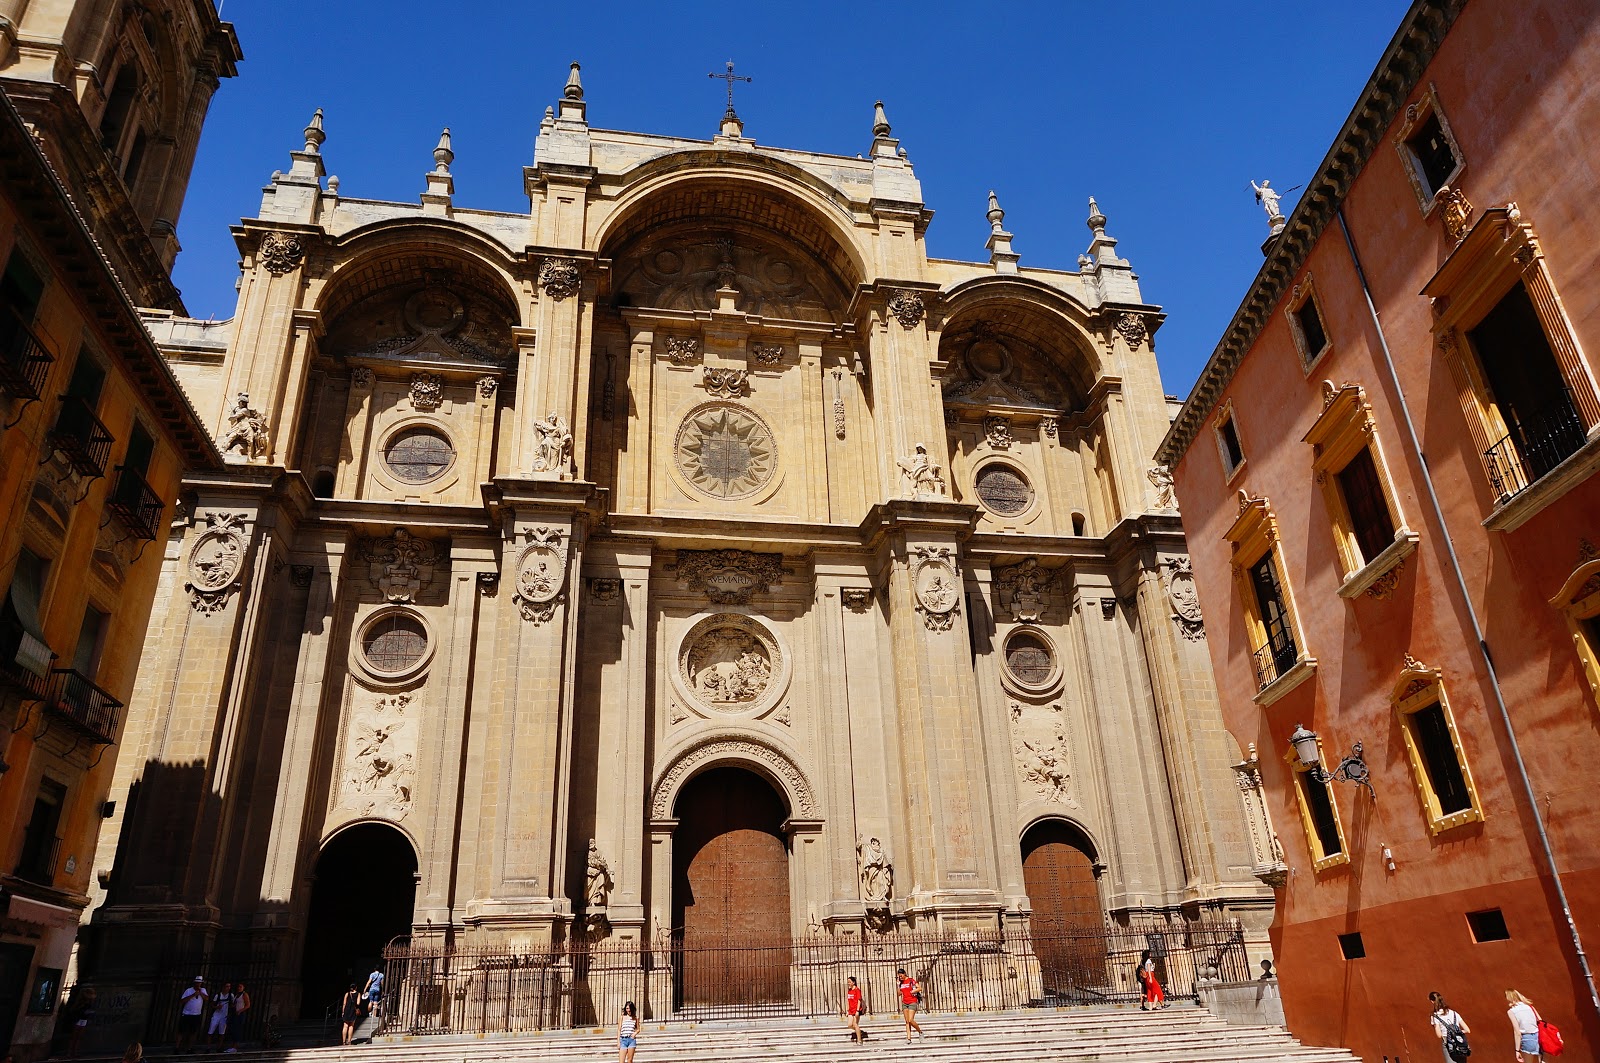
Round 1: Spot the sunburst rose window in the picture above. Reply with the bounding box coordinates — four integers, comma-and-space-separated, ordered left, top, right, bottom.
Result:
674, 403, 777, 500
385, 427, 455, 484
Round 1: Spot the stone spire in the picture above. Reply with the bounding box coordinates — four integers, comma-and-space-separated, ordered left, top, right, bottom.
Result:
985, 189, 1018, 274
422, 127, 454, 216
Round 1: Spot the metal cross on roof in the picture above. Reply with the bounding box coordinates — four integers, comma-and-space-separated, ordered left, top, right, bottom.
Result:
709, 60, 752, 116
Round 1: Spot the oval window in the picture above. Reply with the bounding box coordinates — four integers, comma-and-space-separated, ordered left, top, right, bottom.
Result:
362, 613, 428, 673
1006, 632, 1054, 686
385, 427, 455, 484
975, 463, 1031, 516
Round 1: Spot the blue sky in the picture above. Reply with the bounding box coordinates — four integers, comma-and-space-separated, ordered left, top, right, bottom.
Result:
176, 0, 1410, 398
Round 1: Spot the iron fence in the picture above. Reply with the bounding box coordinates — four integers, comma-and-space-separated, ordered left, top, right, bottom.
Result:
380, 917, 1249, 1036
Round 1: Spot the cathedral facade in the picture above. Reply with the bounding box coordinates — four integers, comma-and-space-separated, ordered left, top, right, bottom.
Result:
81, 68, 1272, 1030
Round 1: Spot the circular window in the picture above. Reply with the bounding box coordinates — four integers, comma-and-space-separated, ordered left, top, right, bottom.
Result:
975, 463, 1032, 516
1006, 632, 1054, 686
362, 613, 428, 673
385, 428, 455, 484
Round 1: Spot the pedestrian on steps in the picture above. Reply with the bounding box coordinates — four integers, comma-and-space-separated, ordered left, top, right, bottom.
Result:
1137, 950, 1167, 1010
340, 983, 360, 1046
617, 999, 638, 1063
896, 967, 923, 1042
844, 976, 868, 1044
1428, 990, 1471, 1062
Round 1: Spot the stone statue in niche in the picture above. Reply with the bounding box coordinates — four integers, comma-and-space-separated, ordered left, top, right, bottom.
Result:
585, 838, 612, 908
897, 443, 946, 498
857, 836, 893, 903
532, 411, 573, 478
221, 392, 269, 461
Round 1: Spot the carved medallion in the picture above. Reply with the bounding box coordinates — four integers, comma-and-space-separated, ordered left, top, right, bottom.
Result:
911, 545, 961, 631
511, 526, 567, 624
678, 614, 783, 714
258, 231, 304, 275
539, 257, 580, 301
887, 289, 925, 329
676, 549, 783, 605
364, 528, 439, 603
186, 512, 248, 614
674, 402, 777, 500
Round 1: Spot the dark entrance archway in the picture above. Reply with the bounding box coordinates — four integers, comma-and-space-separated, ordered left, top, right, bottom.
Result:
1021, 819, 1107, 998
671, 766, 791, 1005
298, 823, 417, 1020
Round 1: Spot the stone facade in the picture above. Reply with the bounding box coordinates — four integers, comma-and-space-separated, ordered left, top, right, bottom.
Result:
80, 69, 1269, 1031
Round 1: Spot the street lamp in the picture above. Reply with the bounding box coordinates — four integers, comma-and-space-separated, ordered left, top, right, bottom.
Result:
1289, 723, 1375, 799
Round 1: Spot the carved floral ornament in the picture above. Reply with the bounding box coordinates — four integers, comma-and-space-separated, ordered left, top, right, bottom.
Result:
676, 548, 784, 605
186, 512, 249, 614
911, 545, 961, 632
650, 737, 818, 819
539, 256, 581, 301
258, 231, 305, 275
886, 289, 925, 329
511, 526, 567, 624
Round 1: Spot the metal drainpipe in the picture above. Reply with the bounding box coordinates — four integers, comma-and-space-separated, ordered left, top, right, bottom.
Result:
1336, 208, 1599, 1017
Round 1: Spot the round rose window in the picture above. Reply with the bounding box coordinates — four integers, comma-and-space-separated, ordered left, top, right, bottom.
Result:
975, 463, 1031, 516
363, 613, 428, 673
1005, 631, 1054, 686
385, 428, 455, 484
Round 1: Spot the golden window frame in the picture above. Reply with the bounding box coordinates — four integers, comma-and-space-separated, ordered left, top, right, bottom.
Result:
1548, 543, 1600, 701
1283, 739, 1349, 871
1424, 206, 1600, 526
1213, 398, 1247, 483
1391, 654, 1484, 834
1394, 82, 1467, 215
1302, 381, 1419, 598
1225, 493, 1316, 705
1285, 274, 1332, 371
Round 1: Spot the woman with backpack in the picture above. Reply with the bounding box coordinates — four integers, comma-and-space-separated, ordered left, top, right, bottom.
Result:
1428, 991, 1470, 1062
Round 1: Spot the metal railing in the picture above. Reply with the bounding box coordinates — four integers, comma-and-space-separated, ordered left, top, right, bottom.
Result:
0, 306, 54, 402
45, 668, 121, 744
379, 918, 1249, 1036
106, 466, 164, 542
1483, 398, 1588, 502
48, 394, 115, 479
1251, 640, 1299, 691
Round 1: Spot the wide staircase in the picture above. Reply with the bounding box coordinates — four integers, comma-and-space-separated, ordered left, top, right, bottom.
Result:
213, 1004, 1358, 1062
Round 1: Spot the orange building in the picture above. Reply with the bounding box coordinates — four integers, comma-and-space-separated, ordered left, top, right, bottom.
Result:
1161, 0, 1600, 1059
0, 88, 222, 1060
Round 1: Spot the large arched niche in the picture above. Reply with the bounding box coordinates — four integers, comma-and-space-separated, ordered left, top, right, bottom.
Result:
598, 170, 865, 325
315, 223, 523, 367
938, 280, 1103, 414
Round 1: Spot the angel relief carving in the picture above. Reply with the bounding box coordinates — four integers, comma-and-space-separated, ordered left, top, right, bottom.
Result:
344, 692, 417, 820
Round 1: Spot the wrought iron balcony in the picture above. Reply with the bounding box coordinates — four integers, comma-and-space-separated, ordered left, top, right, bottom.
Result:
1483, 397, 1588, 502
105, 466, 164, 542
0, 305, 54, 403
44, 668, 121, 745
0, 612, 54, 701
1251, 639, 1300, 692
47, 394, 114, 480
12, 826, 61, 886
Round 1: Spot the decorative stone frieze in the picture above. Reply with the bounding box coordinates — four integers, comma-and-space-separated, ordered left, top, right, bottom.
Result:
185, 512, 248, 614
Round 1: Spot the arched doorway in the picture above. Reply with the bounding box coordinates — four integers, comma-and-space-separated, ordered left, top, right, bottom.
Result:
672, 766, 791, 1005
298, 823, 417, 1020
1021, 820, 1106, 1000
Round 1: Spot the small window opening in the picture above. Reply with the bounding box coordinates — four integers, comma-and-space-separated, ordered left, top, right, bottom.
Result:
1218, 415, 1244, 472
1295, 299, 1329, 364
1466, 908, 1510, 943
1406, 111, 1458, 197
1411, 701, 1472, 815
1336, 447, 1395, 564
1337, 932, 1365, 960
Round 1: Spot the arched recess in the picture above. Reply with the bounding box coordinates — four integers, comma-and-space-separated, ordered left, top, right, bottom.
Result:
297, 821, 418, 1020
1021, 817, 1107, 998
649, 735, 819, 822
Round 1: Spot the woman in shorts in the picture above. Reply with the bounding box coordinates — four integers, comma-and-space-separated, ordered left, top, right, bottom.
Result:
617, 1000, 638, 1063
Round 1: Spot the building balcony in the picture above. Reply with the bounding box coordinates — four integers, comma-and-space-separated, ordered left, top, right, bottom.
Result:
0, 306, 54, 403
0, 613, 55, 702
1483, 399, 1587, 503
47, 394, 114, 480
43, 668, 121, 745
105, 466, 164, 542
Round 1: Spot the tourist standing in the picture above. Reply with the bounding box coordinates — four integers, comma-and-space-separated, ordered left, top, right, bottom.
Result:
844, 976, 867, 1044
1428, 991, 1471, 1062
1137, 950, 1167, 1010
226, 982, 250, 1051
895, 967, 923, 1042
1506, 990, 1542, 1062
340, 984, 361, 1046
617, 1000, 638, 1063
207, 982, 233, 1049
176, 977, 207, 1053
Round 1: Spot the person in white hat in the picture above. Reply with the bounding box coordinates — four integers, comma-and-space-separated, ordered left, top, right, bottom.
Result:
177, 977, 207, 1053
